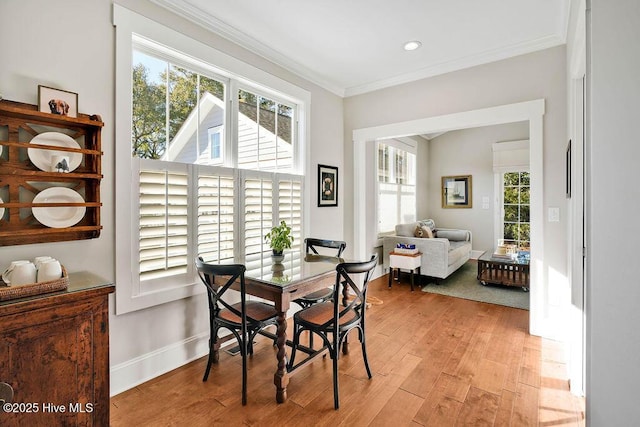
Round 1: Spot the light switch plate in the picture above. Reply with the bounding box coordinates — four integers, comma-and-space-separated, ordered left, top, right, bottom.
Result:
548, 207, 560, 222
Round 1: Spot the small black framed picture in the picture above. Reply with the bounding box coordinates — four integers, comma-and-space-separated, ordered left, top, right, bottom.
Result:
318, 164, 338, 207
38, 85, 78, 118
566, 139, 572, 198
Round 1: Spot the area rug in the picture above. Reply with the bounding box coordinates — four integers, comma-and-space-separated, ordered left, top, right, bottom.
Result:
421, 260, 529, 310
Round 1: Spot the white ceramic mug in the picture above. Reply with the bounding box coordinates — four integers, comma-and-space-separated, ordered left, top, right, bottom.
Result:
5, 262, 37, 286
2, 260, 31, 284
34, 256, 54, 269
37, 259, 62, 283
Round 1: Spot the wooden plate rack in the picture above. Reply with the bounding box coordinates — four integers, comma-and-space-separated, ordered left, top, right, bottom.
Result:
0, 100, 103, 246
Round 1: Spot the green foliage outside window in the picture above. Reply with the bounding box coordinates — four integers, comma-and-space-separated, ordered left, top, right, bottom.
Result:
503, 172, 530, 248
132, 53, 224, 160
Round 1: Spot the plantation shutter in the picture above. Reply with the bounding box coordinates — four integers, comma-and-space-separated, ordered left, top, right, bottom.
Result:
244, 177, 273, 277
139, 169, 189, 281
278, 178, 302, 266
197, 172, 235, 263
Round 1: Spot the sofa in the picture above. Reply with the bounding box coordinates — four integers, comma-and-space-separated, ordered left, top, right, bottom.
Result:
382, 220, 472, 282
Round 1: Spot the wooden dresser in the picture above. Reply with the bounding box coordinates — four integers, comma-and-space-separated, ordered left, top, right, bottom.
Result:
0, 272, 114, 426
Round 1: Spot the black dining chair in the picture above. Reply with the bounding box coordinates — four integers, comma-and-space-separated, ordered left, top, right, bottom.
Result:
294, 238, 346, 309
287, 254, 378, 410
195, 257, 278, 405
292, 238, 347, 348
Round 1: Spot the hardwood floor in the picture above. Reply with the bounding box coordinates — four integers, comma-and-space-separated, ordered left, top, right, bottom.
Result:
110, 275, 585, 426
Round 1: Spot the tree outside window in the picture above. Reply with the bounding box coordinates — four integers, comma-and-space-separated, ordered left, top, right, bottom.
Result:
503, 171, 530, 248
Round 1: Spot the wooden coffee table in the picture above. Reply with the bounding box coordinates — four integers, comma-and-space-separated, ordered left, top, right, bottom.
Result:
477, 250, 530, 291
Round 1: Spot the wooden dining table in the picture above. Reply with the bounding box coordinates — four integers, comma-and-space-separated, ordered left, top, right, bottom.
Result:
237, 254, 343, 403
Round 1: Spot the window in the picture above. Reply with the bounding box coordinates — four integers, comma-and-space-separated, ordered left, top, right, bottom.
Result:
115, 6, 310, 314
207, 126, 223, 163
132, 47, 301, 287
502, 171, 530, 248
237, 89, 294, 171
377, 141, 416, 234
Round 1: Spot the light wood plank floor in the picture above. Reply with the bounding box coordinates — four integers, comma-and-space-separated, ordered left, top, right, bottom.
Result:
111, 274, 585, 426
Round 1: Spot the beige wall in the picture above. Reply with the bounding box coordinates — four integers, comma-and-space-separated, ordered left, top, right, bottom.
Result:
587, 1, 640, 422
427, 122, 529, 252
344, 45, 567, 320
0, 0, 344, 393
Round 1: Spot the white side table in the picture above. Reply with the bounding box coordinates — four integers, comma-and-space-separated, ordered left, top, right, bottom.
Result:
388, 251, 422, 291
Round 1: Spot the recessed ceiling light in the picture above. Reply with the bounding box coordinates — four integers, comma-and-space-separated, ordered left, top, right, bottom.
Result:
403, 40, 422, 51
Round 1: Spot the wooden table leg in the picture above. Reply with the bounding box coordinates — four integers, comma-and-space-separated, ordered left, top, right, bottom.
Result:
273, 310, 289, 403
341, 283, 350, 355
212, 335, 220, 363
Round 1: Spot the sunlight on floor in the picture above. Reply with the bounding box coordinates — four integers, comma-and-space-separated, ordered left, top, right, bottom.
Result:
539, 337, 586, 426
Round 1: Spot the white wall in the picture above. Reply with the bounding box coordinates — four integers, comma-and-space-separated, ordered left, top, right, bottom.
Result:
0, 0, 345, 394
565, 0, 587, 397
427, 123, 529, 252
587, 1, 640, 423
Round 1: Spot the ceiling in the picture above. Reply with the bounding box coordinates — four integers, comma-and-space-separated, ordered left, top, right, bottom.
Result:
152, 0, 570, 97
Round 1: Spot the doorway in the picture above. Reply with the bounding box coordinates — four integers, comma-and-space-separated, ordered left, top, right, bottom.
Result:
352, 99, 551, 338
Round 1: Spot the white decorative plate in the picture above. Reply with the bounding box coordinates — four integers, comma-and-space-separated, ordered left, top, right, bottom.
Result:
32, 187, 85, 228
0, 196, 4, 219
28, 132, 82, 172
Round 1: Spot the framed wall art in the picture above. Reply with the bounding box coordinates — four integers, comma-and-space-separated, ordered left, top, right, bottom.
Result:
38, 85, 78, 118
566, 139, 572, 198
318, 164, 338, 207
442, 175, 472, 208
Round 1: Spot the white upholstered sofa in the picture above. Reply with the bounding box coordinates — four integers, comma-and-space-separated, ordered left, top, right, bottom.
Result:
382, 221, 472, 282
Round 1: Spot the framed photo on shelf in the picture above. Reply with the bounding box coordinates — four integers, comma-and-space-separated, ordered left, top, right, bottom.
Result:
318, 164, 338, 207
442, 175, 472, 208
38, 85, 78, 118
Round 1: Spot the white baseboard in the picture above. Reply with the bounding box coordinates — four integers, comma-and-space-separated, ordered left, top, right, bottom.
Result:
110, 332, 210, 396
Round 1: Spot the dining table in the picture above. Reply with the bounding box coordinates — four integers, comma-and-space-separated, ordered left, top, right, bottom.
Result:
233, 254, 345, 403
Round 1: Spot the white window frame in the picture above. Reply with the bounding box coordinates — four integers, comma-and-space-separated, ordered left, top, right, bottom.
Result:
492, 140, 530, 246
375, 138, 417, 237
114, 5, 311, 314
496, 170, 531, 248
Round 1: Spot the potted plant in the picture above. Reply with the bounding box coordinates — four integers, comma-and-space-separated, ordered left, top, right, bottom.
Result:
265, 220, 294, 263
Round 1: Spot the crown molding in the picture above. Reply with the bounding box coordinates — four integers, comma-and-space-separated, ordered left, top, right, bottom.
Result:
150, 0, 565, 99
344, 34, 565, 97
150, 0, 346, 97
